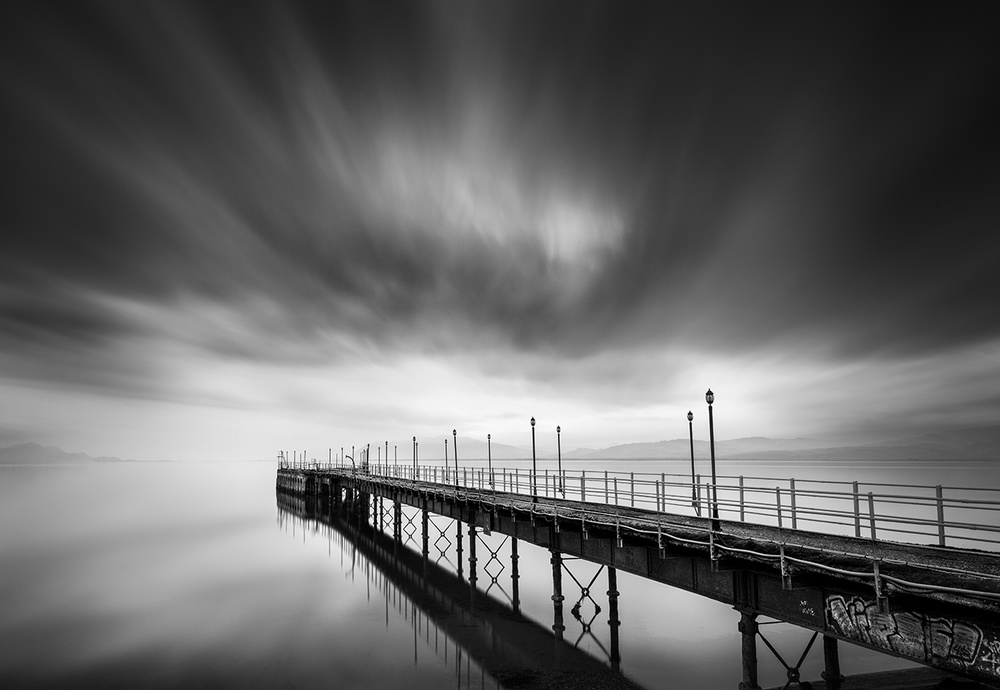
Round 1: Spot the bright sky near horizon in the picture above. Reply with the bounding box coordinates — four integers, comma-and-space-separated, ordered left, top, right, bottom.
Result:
2, 1, 999, 462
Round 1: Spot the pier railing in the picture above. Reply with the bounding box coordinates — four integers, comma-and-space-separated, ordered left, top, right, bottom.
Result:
280, 460, 1000, 552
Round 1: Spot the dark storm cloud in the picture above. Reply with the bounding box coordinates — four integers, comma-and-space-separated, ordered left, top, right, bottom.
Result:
3, 0, 999, 397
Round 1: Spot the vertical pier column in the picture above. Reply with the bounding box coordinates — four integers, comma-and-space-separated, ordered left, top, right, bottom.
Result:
393, 498, 402, 541
739, 611, 761, 690
551, 550, 565, 641
468, 522, 478, 611
608, 566, 621, 671
421, 505, 430, 579
421, 506, 429, 557
822, 635, 844, 690
511, 537, 521, 613
456, 520, 464, 580
357, 492, 370, 524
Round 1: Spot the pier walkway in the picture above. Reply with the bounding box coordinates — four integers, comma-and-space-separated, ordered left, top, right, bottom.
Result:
277, 461, 1000, 688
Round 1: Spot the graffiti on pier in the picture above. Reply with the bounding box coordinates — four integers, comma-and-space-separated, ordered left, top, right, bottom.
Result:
826, 595, 1000, 679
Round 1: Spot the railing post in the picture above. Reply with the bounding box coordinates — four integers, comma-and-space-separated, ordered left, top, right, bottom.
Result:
790, 478, 797, 530
853, 481, 861, 538
867, 492, 877, 541
660, 473, 666, 511
776, 487, 783, 529
696, 473, 702, 516
614, 477, 619, 506
581, 472, 587, 502
936, 485, 946, 547
739, 476, 745, 522
604, 471, 609, 504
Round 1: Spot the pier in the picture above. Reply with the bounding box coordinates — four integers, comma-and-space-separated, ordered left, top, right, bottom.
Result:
276, 460, 1000, 689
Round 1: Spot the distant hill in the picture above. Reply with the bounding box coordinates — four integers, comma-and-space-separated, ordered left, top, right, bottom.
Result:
0, 442, 133, 464
563, 426, 1000, 462
565, 437, 824, 460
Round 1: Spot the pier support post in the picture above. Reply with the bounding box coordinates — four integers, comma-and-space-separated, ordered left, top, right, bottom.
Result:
456, 520, 464, 580
738, 611, 761, 690
511, 537, 520, 613
421, 506, 429, 557
551, 550, 565, 641
393, 499, 402, 541
608, 566, 621, 671
821, 635, 844, 690
468, 522, 478, 611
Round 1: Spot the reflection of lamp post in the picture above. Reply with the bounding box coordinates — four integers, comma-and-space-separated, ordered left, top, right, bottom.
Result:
706, 389, 719, 529
687, 411, 696, 510
487, 433, 493, 490
556, 425, 563, 497
453, 429, 458, 485
530, 417, 537, 502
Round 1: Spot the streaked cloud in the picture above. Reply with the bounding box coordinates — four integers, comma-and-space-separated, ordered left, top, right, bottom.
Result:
2, 1, 999, 459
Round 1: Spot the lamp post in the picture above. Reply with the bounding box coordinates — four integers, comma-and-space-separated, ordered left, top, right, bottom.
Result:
530, 417, 537, 502
413, 436, 417, 478
444, 438, 449, 485
687, 411, 697, 510
453, 429, 458, 485
487, 433, 494, 490
556, 425, 563, 497
706, 389, 719, 528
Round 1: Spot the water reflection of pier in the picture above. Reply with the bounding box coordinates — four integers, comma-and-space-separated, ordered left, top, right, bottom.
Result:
276, 492, 645, 690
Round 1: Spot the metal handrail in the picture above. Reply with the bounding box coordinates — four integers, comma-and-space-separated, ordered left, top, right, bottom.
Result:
283, 459, 1000, 551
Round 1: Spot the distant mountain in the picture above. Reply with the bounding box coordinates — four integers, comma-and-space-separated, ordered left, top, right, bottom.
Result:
565, 436, 824, 460
0, 442, 133, 464
564, 426, 1000, 462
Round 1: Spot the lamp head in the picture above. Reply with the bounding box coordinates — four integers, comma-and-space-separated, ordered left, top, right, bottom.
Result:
557, 425, 561, 433
687, 411, 693, 422
530, 417, 536, 427
705, 389, 714, 405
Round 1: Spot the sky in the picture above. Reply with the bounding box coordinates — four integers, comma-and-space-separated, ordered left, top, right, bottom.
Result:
2, 1, 999, 462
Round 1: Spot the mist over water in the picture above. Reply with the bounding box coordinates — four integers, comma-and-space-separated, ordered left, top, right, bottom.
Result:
1, 460, 994, 688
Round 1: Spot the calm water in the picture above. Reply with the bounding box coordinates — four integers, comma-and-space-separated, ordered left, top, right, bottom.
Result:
1, 459, 996, 688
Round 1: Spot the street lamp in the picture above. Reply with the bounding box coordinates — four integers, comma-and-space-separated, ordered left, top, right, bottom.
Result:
530, 417, 537, 502
413, 436, 417, 478
556, 425, 563, 497
444, 438, 449, 485
706, 389, 719, 528
687, 411, 697, 512
453, 429, 458, 485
